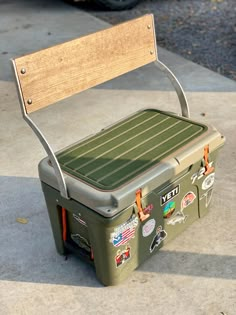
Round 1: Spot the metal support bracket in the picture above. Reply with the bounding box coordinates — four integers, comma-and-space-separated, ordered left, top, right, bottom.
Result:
155, 59, 190, 118
11, 60, 69, 199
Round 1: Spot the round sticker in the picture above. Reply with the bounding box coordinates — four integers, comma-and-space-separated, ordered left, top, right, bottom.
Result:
202, 173, 215, 190
142, 219, 156, 237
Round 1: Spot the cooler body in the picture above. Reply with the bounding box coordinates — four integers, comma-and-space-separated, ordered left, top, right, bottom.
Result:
39, 109, 224, 285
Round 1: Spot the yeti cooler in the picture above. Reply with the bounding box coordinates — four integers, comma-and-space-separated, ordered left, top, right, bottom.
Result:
12, 15, 225, 286
38, 109, 224, 285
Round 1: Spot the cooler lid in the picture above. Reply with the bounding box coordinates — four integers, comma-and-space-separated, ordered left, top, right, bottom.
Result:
56, 109, 207, 191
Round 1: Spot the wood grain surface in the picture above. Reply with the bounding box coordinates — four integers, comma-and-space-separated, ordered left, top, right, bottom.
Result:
14, 14, 157, 113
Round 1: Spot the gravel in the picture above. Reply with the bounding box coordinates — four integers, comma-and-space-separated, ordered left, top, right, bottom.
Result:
74, 0, 236, 81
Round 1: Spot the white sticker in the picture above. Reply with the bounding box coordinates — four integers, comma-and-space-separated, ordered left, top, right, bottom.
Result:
142, 219, 156, 237
202, 173, 215, 190
160, 185, 180, 206
167, 211, 188, 226
200, 189, 213, 207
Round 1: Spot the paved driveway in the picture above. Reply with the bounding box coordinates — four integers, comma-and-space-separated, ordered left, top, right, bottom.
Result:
0, 1, 235, 314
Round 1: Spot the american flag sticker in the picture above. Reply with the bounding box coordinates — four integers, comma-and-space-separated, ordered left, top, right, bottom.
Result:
110, 215, 138, 247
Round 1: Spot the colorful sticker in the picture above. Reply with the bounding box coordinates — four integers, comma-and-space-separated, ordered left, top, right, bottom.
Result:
202, 173, 215, 190
115, 245, 131, 267
143, 203, 154, 215
160, 185, 180, 206
73, 214, 87, 227
167, 210, 188, 226
142, 219, 156, 237
163, 201, 176, 219
150, 225, 167, 253
110, 215, 138, 247
181, 191, 196, 209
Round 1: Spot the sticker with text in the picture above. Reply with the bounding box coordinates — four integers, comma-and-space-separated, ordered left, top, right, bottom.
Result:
191, 162, 214, 184
163, 201, 176, 219
160, 185, 180, 206
110, 215, 138, 247
115, 245, 131, 268
202, 173, 215, 190
181, 191, 196, 209
150, 225, 167, 253
142, 219, 156, 237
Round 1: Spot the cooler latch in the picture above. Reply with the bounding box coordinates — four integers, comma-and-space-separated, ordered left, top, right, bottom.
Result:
203, 145, 214, 175
136, 189, 150, 222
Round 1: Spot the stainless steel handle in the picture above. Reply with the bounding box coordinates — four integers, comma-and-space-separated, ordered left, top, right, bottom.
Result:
155, 59, 190, 118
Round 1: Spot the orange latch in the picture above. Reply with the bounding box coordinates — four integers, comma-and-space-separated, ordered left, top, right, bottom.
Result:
136, 189, 150, 222
62, 207, 67, 241
90, 248, 94, 261
203, 145, 214, 175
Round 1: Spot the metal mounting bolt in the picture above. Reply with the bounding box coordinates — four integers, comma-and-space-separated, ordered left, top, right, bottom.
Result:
150, 50, 154, 55
147, 25, 151, 29
27, 99, 32, 105
21, 68, 26, 74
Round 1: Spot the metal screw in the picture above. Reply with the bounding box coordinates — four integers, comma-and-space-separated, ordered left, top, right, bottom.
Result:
150, 50, 154, 55
147, 25, 151, 29
27, 99, 32, 105
21, 68, 26, 74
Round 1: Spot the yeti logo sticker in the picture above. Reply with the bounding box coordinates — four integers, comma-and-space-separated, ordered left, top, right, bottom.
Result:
160, 185, 180, 206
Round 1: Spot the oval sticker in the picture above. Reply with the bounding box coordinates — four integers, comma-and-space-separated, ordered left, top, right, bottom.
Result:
202, 173, 215, 190
142, 219, 156, 237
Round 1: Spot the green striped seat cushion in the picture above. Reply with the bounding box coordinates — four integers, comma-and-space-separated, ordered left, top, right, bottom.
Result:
57, 109, 207, 190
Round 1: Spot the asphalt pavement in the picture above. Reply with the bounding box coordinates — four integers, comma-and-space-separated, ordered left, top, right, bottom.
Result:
0, 0, 235, 314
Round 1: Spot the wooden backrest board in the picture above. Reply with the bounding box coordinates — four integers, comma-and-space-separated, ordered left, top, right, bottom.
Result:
13, 14, 157, 113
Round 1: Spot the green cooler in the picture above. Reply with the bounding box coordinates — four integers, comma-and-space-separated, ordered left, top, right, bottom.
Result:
38, 108, 225, 285
12, 14, 225, 286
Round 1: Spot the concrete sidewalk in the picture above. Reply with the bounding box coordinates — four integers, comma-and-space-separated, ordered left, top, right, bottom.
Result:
0, 0, 235, 314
